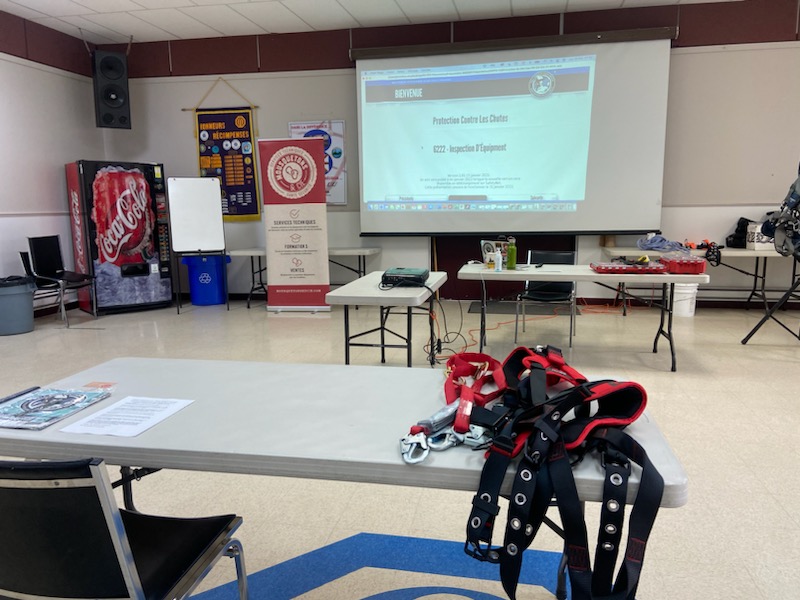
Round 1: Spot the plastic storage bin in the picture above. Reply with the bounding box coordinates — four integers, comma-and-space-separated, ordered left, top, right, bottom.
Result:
0, 276, 36, 335
181, 255, 231, 306
672, 283, 699, 317
659, 255, 707, 274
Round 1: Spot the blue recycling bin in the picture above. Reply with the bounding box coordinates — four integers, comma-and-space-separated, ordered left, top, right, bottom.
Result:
181, 255, 231, 306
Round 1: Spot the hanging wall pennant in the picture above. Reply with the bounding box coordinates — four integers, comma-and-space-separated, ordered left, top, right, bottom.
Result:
196, 107, 261, 221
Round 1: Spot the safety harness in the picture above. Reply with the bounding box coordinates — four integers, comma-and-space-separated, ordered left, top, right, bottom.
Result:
401, 346, 664, 600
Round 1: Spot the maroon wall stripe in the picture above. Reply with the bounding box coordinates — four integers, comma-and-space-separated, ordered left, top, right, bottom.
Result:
351, 22, 452, 48
4, 3, 798, 78
171, 35, 260, 76
0, 11, 26, 59
24, 21, 92, 77
454, 14, 560, 42
259, 30, 352, 72
676, 0, 798, 47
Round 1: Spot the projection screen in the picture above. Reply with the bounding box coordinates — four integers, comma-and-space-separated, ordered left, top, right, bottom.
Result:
356, 38, 671, 236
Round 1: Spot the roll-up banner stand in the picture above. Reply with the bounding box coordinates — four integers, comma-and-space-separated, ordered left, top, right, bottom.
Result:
258, 138, 330, 311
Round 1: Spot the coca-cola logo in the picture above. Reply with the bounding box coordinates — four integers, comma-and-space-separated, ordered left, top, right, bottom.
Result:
69, 189, 86, 269
97, 177, 149, 263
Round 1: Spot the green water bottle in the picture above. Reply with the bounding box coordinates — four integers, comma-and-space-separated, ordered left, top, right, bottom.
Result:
507, 236, 517, 270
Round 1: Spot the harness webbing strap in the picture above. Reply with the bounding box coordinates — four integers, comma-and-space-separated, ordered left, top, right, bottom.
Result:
503, 346, 587, 393
464, 363, 549, 563
444, 352, 507, 406
498, 426, 664, 600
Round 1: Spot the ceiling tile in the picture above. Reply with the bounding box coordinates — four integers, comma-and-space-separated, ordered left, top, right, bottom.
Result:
58, 14, 133, 42
132, 8, 223, 38
73, 0, 142, 12
180, 5, 267, 36
30, 15, 119, 43
190, 0, 253, 5
512, 0, 568, 16
0, 0, 51, 20
81, 11, 178, 42
281, 0, 360, 31
395, 0, 460, 24
6, 0, 93, 17
337, 0, 410, 28
231, 1, 313, 34
130, 0, 194, 7
566, 0, 624, 11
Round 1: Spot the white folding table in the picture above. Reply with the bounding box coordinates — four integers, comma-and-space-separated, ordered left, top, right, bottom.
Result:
0, 357, 688, 508
325, 271, 448, 367
603, 245, 797, 310
228, 247, 382, 308
458, 263, 710, 372
328, 247, 382, 282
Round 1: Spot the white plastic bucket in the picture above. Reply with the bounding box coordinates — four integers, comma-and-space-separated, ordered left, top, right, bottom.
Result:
672, 283, 698, 317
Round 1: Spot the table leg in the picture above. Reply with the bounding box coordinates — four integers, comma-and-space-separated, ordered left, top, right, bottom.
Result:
407, 307, 413, 367
380, 306, 387, 363
479, 279, 488, 352
652, 283, 677, 372
743, 257, 769, 312
245, 256, 267, 309
344, 304, 351, 365
428, 297, 436, 366
175, 254, 182, 314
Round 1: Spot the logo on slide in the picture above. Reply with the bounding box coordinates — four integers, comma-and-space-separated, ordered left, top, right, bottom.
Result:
268, 146, 318, 200
529, 72, 555, 97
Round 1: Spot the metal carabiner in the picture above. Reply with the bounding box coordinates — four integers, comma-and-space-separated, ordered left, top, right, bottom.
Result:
428, 427, 465, 451
400, 431, 430, 464
463, 425, 492, 448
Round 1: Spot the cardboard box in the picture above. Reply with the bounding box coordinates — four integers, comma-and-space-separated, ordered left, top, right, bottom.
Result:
746, 223, 774, 250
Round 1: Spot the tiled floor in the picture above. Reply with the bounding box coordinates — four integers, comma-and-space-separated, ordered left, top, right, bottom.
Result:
1, 297, 798, 599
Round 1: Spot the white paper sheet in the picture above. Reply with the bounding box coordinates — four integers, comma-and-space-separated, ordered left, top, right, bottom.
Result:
60, 396, 193, 437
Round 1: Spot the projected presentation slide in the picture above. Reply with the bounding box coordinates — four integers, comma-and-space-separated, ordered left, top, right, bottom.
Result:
359, 55, 596, 214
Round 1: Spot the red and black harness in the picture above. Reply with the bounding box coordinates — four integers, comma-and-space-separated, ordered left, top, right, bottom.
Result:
457, 346, 664, 600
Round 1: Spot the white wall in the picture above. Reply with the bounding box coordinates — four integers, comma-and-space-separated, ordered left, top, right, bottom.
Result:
0, 54, 104, 280
2, 42, 798, 300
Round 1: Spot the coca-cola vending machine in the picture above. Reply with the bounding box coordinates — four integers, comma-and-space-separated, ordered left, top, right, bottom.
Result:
65, 160, 173, 314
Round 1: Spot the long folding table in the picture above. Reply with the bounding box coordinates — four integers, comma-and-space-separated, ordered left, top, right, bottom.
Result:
0, 357, 688, 599
458, 263, 710, 372
0, 357, 688, 508
603, 245, 797, 310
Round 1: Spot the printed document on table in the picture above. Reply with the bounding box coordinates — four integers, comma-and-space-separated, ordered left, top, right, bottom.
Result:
61, 396, 193, 437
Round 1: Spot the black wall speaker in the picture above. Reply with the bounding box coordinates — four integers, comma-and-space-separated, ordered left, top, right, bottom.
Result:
91, 50, 131, 129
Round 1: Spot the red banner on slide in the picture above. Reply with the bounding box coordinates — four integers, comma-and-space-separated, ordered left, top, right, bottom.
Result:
258, 138, 330, 310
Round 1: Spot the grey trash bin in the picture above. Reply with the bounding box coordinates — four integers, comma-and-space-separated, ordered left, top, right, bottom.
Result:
0, 276, 36, 335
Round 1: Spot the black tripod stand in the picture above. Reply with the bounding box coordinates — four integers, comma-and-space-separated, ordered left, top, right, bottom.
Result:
741, 255, 800, 344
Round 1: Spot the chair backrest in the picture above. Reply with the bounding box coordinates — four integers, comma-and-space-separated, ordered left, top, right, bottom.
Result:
0, 458, 144, 600
524, 249, 576, 297
28, 235, 66, 278
19, 251, 34, 277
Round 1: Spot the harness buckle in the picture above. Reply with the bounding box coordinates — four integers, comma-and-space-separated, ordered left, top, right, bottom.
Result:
600, 446, 631, 472
400, 431, 430, 464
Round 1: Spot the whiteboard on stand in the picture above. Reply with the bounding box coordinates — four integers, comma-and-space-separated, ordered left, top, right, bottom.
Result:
167, 177, 226, 252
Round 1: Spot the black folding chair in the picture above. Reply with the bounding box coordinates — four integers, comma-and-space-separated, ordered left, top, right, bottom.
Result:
0, 457, 248, 600
514, 250, 577, 348
25, 234, 97, 327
